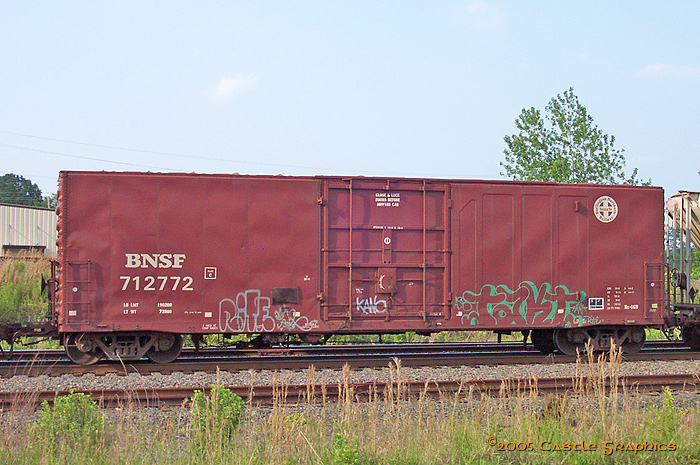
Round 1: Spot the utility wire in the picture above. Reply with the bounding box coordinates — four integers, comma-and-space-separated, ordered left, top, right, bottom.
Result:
0, 130, 281, 166
0, 131, 442, 176
0, 143, 177, 171
0, 130, 460, 178
0, 130, 360, 172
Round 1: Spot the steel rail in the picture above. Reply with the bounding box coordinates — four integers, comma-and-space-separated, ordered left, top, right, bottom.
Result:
2, 339, 687, 362
0, 341, 539, 362
1, 341, 697, 378
2, 372, 698, 410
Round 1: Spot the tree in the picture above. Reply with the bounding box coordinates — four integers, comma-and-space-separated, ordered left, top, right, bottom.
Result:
501, 88, 647, 185
0, 173, 44, 206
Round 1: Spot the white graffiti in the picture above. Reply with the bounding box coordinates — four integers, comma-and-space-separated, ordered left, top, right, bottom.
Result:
582, 315, 602, 325
274, 307, 317, 331
356, 295, 388, 314
219, 289, 275, 333
218, 289, 318, 332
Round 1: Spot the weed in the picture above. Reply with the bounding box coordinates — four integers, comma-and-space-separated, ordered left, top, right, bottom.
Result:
2, 354, 700, 464
35, 392, 107, 450
330, 432, 360, 465
189, 385, 245, 453
0, 257, 49, 325
651, 386, 684, 443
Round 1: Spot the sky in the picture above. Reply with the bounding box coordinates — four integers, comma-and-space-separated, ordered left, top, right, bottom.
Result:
1, 1, 698, 198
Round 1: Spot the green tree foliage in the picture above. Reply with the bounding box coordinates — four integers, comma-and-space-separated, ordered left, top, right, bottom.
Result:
0, 173, 44, 206
502, 88, 648, 185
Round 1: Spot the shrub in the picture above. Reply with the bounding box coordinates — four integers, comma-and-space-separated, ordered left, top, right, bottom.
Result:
190, 385, 245, 451
35, 392, 106, 450
330, 432, 361, 465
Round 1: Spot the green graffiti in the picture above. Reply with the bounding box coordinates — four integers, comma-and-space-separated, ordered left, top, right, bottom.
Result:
454, 281, 586, 327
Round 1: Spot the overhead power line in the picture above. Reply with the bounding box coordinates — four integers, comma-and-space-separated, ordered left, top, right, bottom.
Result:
0, 130, 348, 172
0, 130, 251, 165
0, 129, 486, 179
0, 143, 176, 171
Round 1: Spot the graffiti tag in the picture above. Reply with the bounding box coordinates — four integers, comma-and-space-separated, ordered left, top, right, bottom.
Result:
356, 295, 388, 314
218, 289, 318, 332
219, 289, 274, 333
274, 307, 317, 331
455, 281, 587, 327
582, 315, 602, 325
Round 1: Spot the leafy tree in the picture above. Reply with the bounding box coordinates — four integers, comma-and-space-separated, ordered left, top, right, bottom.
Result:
0, 173, 44, 206
46, 192, 58, 208
501, 88, 648, 185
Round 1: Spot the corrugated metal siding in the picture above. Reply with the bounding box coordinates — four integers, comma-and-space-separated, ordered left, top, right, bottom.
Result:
0, 203, 57, 256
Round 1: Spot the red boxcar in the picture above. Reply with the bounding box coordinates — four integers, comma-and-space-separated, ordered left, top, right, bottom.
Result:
55, 171, 665, 363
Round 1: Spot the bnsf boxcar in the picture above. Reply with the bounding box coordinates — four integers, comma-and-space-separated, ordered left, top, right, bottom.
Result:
55, 171, 665, 364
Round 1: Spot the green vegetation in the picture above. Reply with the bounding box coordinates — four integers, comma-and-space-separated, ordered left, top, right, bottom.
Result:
3, 355, 700, 464
190, 386, 245, 455
502, 88, 648, 185
688, 247, 700, 289
0, 256, 50, 325
36, 392, 107, 452
0, 173, 46, 207
328, 331, 524, 345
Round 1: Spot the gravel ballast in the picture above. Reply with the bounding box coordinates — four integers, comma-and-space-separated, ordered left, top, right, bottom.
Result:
3, 358, 700, 393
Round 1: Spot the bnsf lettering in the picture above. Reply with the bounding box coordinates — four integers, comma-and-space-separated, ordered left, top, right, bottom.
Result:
125, 254, 186, 269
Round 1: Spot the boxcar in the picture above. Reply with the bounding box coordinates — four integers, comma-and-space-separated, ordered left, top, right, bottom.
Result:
55, 171, 665, 363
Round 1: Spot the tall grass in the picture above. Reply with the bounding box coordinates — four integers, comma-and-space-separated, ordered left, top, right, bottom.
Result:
2, 349, 700, 464
0, 255, 50, 325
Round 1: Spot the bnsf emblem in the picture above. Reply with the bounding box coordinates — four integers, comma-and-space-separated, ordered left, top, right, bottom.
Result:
125, 253, 186, 269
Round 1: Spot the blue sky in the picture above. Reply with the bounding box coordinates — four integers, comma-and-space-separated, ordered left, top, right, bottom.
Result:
1, 1, 698, 197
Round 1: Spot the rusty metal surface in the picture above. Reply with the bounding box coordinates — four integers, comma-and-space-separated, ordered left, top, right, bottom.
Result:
3, 372, 698, 410
667, 191, 700, 250
0, 339, 688, 362
321, 179, 451, 327
55, 172, 665, 339
2, 341, 697, 378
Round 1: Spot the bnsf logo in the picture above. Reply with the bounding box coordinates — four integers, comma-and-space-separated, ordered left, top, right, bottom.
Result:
125, 253, 186, 269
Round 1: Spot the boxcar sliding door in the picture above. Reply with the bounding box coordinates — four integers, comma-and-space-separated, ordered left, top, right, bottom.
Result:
319, 178, 451, 330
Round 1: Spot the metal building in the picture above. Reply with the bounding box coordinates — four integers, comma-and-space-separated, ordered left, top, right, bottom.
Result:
0, 203, 57, 256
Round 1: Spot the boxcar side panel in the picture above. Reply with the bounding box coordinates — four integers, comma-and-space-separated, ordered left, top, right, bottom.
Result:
452, 183, 665, 331
58, 172, 322, 335
57, 172, 665, 338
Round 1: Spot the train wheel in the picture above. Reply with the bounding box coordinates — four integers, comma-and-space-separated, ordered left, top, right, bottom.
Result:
530, 330, 556, 354
65, 333, 103, 365
146, 333, 183, 363
621, 327, 646, 354
553, 329, 585, 356
681, 326, 700, 350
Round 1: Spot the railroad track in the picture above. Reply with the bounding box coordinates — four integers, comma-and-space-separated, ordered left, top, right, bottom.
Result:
3, 339, 688, 360
2, 372, 698, 410
1, 340, 696, 378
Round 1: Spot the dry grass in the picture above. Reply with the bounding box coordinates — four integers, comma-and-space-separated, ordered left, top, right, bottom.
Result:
2, 347, 700, 464
0, 255, 50, 325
